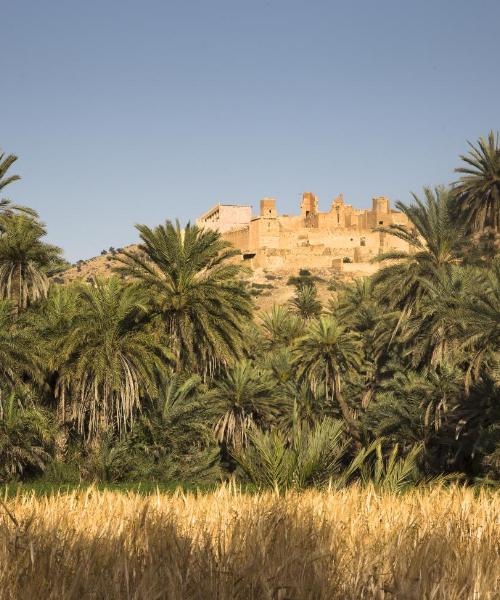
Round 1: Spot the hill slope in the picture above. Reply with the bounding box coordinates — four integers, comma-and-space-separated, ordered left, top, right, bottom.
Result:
55, 247, 369, 313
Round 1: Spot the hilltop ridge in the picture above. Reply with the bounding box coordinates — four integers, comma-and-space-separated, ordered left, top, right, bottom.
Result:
56, 245, 373, 312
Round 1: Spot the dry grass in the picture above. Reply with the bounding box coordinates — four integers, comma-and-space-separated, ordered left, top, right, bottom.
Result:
0, 485, 498, 599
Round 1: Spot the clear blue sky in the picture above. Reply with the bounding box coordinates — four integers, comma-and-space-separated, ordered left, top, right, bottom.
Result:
2, 0, 499, 261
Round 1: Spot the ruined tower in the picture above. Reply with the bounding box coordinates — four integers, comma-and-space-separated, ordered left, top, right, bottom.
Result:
300, 192, 319, 227
250, 197, 280, 249
372, 196, 390, 222
260, 197, 277, 218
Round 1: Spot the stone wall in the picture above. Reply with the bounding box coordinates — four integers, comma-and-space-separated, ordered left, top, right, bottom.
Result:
197, 192, 411, 270
223, 225, 251, 253
196, 204, 252, 233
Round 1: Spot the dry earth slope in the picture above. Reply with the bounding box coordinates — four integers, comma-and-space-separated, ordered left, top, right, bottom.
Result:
54, 246, 368, 313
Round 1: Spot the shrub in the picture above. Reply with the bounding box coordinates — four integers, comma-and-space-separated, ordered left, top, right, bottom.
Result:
0, 394, 56, 482
287, 270, 325, 287
289, 283, 322, 319
251, 283, 274, 289
232, 419, 361, 490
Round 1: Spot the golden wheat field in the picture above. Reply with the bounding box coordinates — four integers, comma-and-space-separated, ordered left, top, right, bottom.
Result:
0, 485, 498, 599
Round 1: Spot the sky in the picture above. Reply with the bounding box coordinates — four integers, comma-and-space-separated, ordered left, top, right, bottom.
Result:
1, 0, 499, 261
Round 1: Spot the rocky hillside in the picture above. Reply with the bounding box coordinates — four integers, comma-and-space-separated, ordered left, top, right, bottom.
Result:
54, 246, 365, 313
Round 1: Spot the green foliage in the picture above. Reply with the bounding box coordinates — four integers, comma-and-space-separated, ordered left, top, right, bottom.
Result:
294, 316, 364, 443
0, 136, 498, 487
259, 305, 305, 350
0, 215, 64, 313
0, 150, 37, 220
452, 130, 500, 236
258, 347, 295, 386
232, 418, 350, 489
212, 361, 280, 450
359, 443, 424, 492
372, 186, 463, 320
0, 394, 55, 482
289, 283, 322, 319
53, 277, 173, 440
288, 381, 330, 428
115, 221, 253, 375
127, 374, 221, 483
0, 151, 20, 194
233, 420, 427, 492
0, 299, 42, 388
287, 269, 324, 287
440, 259, 500, 388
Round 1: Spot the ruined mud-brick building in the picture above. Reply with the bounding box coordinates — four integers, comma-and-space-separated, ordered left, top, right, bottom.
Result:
196, 192, 410, 271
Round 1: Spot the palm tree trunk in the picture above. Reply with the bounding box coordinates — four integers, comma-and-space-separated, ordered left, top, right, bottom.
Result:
11, 263, 21, 319
333, 372, 362, 447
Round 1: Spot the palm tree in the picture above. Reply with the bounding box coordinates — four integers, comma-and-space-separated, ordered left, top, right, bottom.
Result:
401, 265, 481, 369
115, 221, 253, 375
371, 186, 462, 319
26, 284, 80, 413
131, 374, 221, 482
259, 347, 296, 386
139, 374, 208, 451
383, 366, 463, 434
0, 393, 55, 482
0, 151, 20, 193
289, 283, 322, 319
365, 365, 465, 473
281, 380, 330, 432
212, 360, 279, 450
294, 316, 363, 444
259, 305, 305, 350
29, 284, 79, 369
333, 278, 394, 409
232, 418, 349, 490
257, 349, 329, 432
333, 279, 380, 331
0, 150, 38, 220
0, 299, 41, 390
364, 375, 428, 450
54, 277, 173, 441
0, 200, 38, 222
441, 259, 500, 389
452, 131, 500, 237
0, 215, 63, 315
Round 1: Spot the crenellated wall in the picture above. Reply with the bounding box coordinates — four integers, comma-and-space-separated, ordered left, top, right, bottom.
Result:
197, 192, 411, 269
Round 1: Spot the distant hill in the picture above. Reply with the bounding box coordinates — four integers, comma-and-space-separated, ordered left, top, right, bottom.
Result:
53, 247, 367, 313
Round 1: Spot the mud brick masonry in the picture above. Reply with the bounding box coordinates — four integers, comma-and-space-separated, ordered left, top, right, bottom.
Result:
196, 192, 410, 271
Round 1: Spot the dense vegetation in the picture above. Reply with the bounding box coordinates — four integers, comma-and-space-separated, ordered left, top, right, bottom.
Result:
0, 133, 498, 489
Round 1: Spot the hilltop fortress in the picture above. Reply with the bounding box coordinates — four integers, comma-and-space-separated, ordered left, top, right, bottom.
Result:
197, 192, 411, 271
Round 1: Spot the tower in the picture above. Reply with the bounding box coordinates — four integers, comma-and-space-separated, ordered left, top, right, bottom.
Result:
372, 196, 390, 227
331, 193, 346, 227
300, 192, 318, 217
372, 196, 390, 215
260, 197, 277, 218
